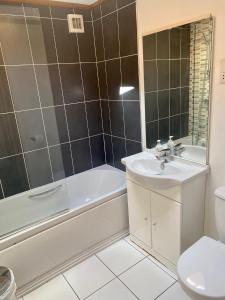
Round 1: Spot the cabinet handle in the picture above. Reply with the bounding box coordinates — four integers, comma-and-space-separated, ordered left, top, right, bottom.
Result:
144, 217, 148, 221
153, 222, 157, 226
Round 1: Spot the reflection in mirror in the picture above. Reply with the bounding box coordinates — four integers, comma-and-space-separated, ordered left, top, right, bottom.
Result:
143, 17, 213, 164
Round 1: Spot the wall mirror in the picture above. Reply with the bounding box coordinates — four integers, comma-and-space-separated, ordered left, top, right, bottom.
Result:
143, 17, 213, 165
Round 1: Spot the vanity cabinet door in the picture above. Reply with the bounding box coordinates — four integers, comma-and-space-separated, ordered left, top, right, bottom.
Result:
127, 180, 151, 247
151, 192, 181, 264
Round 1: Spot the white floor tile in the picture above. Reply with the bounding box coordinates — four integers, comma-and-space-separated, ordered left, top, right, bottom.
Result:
97, 239, 144, 275
23, 275, 78, 300
119, 258, 175, 300
63, 256, 115, 299
157, 282, 191, 300
87, 279, 137, 300
148, 255, 178, 280
124, 235, 149, 256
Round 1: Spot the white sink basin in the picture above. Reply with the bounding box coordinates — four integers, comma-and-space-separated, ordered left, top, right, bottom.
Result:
181, 145, 206, 164
122, 151, 208, 190
130, 159, 182, 176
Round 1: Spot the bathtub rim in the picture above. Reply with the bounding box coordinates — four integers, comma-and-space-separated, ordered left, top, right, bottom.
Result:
0, 165, 126, 251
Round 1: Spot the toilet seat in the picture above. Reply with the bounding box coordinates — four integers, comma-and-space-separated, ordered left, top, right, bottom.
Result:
177, 236, 225, 300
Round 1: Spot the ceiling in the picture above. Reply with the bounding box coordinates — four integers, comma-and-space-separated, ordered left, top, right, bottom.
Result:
52, 0, 97, 4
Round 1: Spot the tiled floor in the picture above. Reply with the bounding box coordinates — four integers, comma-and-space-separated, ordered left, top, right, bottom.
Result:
20, 236, 191, 300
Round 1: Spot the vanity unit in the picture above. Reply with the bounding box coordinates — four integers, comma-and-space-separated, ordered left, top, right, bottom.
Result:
122, 151, 208, 272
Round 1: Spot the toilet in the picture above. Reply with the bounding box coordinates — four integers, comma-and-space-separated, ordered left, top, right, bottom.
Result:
177, 186, 225, 300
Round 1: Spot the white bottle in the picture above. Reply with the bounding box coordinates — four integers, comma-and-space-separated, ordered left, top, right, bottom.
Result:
155, 140, 162, 153
167, 136, 175, 154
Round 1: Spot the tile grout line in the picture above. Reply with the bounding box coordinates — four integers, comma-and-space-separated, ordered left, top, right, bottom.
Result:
155, 32, 160, 140
154, 281, 177, 300
91, 9, 107, 164
179, 29, 182, 138
62, 273, 81, 300
123, 236, 149, 257
74, 7, 94, 169
49, 6, 76, 175
0, 98, 141, 117
83, 277, 116, 300
168, 30, 171, 135
0, 12, 93, 22
99, 3, 115, 167
93, 1, 136, 22
0, 53, 138, 67
116, 0, 128, 157
94, 253, 140, 300
23, 3, 55, 183
104, 133, 141, 144
145, 85, 190, 94
94, 245, 177, 300
0, 134, 103, 161
0, 42, 31, 192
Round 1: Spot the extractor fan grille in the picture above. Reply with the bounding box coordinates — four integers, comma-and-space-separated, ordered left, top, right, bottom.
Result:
67, 14, 84, 33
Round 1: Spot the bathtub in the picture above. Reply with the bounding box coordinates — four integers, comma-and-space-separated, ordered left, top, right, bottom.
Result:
0, 165, 128, 295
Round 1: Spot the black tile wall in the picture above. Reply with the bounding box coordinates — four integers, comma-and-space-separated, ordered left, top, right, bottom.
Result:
60, 64, 84, 104
86, 101, 102, 135
66, 103, 88, 140
0, 0, 141, 198
101, 0, 117, 16
0, 1, 106, 199
77, 22, 96, 62
0, 66, 13, 113
24, 3, 50, 18
42, 106, 69, 146
16, 110, 47, 151
81, 63, 99, 100
93, 20, 104, 61
118, 3, 137, 57
93, 0, 141, 170
27, 17, 57, 64
144, 26, 190, 148
101, 101, 111, 134
112, 136, 126, 170
71, 139, 92, 173
90, 134, 106, 167
35, 65, 63, 107
121, 55, 139, 100
102, 12, 119, 60
53, 19, 79, 63
0, 155, 29, 198
106, 59, 122, 100
0, 16, 32, 65
49, 144, 73, 181
0, 114, 21, 157
6, 66, 40, 110
25, 149, 53, 189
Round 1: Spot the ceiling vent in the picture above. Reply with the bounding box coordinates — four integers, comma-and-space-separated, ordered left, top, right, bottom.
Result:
67, 14, 84, 33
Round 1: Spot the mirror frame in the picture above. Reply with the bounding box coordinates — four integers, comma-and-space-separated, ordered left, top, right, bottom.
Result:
138, 14, 215, 165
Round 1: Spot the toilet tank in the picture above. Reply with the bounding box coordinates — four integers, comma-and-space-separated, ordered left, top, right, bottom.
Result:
215, 186, 225, 243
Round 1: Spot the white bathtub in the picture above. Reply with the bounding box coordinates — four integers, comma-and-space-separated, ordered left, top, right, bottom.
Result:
0, 165, 128, 295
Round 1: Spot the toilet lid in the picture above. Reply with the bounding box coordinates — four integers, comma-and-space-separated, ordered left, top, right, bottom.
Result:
177, 236, 225, 299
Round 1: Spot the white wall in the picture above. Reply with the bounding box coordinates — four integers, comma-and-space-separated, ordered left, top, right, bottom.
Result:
136, 0, 225, 238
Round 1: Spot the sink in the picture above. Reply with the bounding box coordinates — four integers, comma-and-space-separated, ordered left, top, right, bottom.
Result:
130, 158, 182, 176
122, 151, 208, 190
181, 145, 206, 164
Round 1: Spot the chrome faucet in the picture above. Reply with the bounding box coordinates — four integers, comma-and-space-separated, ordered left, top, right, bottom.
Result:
174, 143, 185, 156
155, 148, 170, 170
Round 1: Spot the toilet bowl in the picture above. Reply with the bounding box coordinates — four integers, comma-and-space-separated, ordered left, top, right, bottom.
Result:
177, 186, 225, 300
